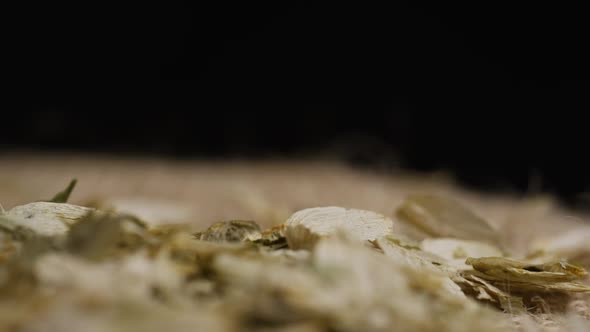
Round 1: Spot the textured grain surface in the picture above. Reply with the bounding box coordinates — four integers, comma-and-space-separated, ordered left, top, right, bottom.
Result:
2, 153, 590, 331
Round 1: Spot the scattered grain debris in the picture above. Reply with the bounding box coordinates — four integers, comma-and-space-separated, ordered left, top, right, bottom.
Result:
1, 183, 590, 332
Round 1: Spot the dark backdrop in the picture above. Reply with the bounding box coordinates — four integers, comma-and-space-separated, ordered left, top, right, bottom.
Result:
4, 2, 590, 206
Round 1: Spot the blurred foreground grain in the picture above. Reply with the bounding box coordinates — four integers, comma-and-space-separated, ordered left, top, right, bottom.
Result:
1, 153, 590, 331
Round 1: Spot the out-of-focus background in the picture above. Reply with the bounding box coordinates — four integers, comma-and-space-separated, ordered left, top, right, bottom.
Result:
3, 1, 590, 211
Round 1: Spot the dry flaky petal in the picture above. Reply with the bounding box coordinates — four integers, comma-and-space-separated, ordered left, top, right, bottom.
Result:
396, 195, 498, 243
284, 207, 393, 250
466, 257, 588, 283
490, 279, 590, 293
454, 255, 590, 320
0, 213, 68, 238
1, 202, 94, 236
455, 273, 526, 314
7, 202, 94, 227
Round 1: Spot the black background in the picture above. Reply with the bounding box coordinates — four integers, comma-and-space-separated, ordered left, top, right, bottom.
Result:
4, 2, 590, 206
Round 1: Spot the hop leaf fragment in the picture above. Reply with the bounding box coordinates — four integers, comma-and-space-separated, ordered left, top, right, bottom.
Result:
194, 220, 261, 243
463, 257, 590, 294
46, 179, 78, 203
466, 257, 588, 283
453, 273, 527, 314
